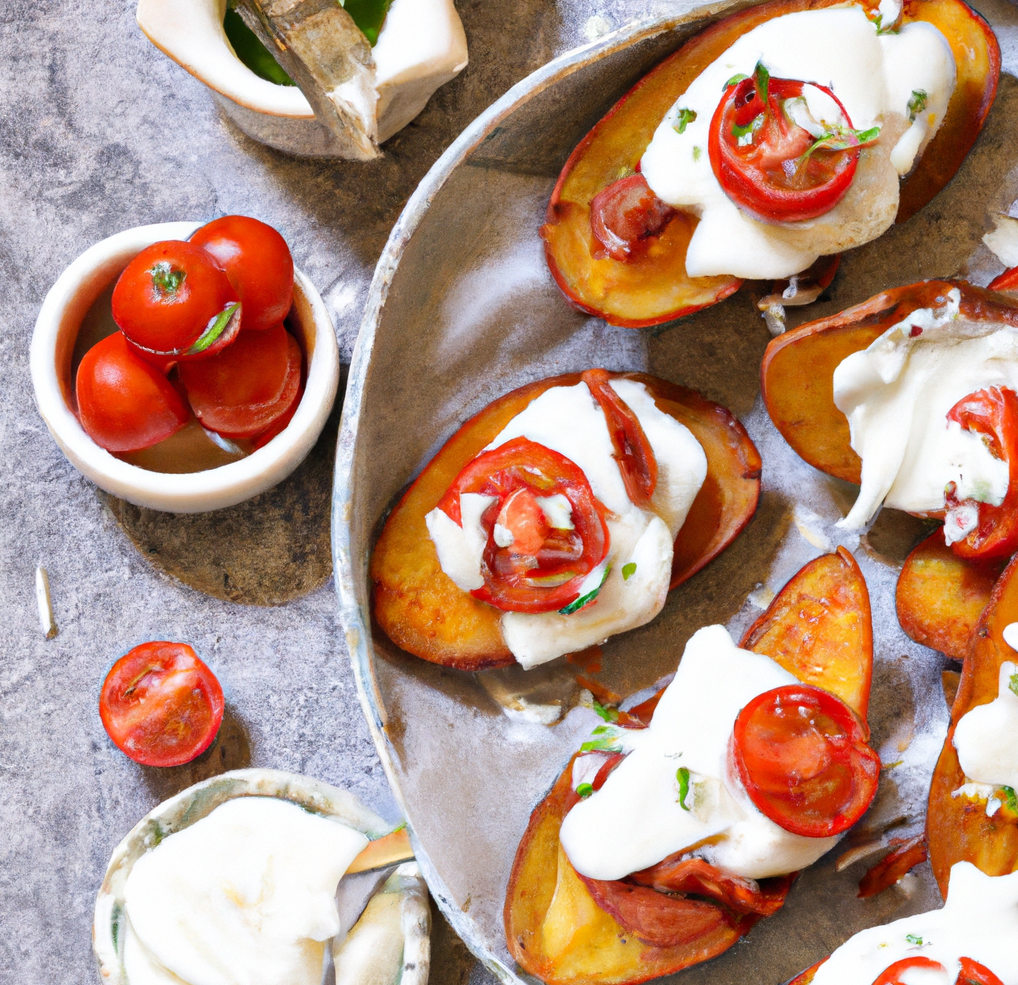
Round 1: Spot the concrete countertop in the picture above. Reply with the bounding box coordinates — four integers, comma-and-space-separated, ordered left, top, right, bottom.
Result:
0, 0, 668, 981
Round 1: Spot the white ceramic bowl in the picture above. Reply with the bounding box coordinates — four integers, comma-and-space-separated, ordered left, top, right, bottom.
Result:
93, 769, 430, 985
31, 221, 340, 513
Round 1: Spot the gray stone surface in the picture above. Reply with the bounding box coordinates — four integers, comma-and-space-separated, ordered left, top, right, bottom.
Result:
0, 0, 669, 981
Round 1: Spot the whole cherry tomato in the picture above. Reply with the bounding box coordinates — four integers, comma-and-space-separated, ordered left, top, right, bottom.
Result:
589, 174, 676, 262
582, 369, 657, 507
190, 215, 294, 332
112, 241, 240, 356
99, 641, 224, 767
76, 332, 190, 452
436, 437, 610, 613
944, 387, 1018, 560
179, 323, 302, 438
709, 63, 872, 224
731, 683, 880, 838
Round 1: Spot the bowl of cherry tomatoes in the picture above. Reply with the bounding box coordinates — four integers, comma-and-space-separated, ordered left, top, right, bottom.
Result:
30, 217, 340, 512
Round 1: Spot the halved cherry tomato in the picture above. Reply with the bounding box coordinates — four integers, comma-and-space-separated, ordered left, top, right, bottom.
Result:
99, 641, 224, 767
872, 957, 945, 985
589, 173, 677, 262
732, 684, 880, 838
436, 437, 610, 613
179, 324, 302, 438
190, 215, 294, 332
76, 333, 191, 453
112, 241, 240, 356
581, 369, 657, 507
709, 64, 865, 224
944, 387, 1018, 560
957, 958, 1006, 985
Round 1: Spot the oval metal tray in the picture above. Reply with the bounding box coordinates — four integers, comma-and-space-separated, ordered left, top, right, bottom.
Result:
334, 1, 1018, 981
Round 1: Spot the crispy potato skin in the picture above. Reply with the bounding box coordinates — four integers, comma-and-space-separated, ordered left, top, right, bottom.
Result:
740, 546, 872, 722
761, 281, 1018, 485
896, 532, 1006, 662
504, 551, 873, 983
371, 373, 760, 670
544, 0, 999, 328
927, 552, 1018, 896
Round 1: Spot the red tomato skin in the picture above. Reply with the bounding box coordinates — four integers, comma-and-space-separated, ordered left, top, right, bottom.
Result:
99, 641, 224, 768
190, 216, 294, 332
956, 958, 1006, 985
112, 241, 239, 353
946, 387, 1018, 560
76, 333, 191, 453
732, 684, 880, 838
989, 267, 1018, 292
709, 76, 858, 224
179, 324, 302, 438
252, 375, 303, 450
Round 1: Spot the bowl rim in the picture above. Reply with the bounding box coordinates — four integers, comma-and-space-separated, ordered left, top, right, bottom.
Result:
31, 220, 340, 513
330, 5, 752, 981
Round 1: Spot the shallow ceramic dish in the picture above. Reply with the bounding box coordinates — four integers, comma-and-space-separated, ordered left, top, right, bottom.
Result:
93, 768, 429, 985
335, 0, 1018, 982
135, 0, 467, 158
31, 221, 339, 513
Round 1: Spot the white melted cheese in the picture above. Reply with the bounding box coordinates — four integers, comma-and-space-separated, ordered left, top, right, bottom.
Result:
122, 797, 369, 985
426, 379, 708, 669
640, 5, 955, 279
810, 863, 1018, 985
559, 625, 840, 881
833, 291, 1018, 530
954, 662, 1018, 792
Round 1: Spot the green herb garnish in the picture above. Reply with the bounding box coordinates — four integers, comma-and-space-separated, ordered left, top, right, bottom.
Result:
907, 89, 928, 123
693, 146, 702, 162
576, 782, 594, 798
559, 566, 611, 615
1009, 671, 1018, 698
796, 123, 881, 170
622, 562, 637, 581
185, 303, 241, 356
580, 729, 623, 754
724, 72, 749, 89
593, 699, 618, 723
1000, 786, 1018, 814
673, 108, 697, 135
224, 7, 296, 85
753, 61, 770, 105
676, 767, 692, 811
149, 261, 186, 298
906, 934, 923, 946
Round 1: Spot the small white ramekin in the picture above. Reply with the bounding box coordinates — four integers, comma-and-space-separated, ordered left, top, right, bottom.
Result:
31, 221, 340, 513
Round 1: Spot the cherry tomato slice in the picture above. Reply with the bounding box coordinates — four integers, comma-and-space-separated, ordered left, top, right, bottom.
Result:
112, 241, 239, 355
872, 958, 945, 985
582, 369, 658, 507
437, 437, 610, 613
179, 324, 302, 438
732, 684, 880, 838
957, 958, 1006, 985
589, 174, 677, 262
76, 333, 191, 453
99, 641, 224, 767
989, 266, 1018, 292
709, 67, 861, 224
944, 387, 1018, 560
190, 215, 294, 332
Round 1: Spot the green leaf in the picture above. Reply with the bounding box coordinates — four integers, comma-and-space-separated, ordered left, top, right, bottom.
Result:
906, 933, 923, 946
576, 782, 593, 798
731, 115, 762, 142
724, 73, 748, 89
223, 7, 295, 85
579, 734, 622, 753
340, 0, 395, 46
754, 61, 770, 105
676, 767, 692, 811
559, 565, 611, 615
622, 562, 637, 581
908, 89, 928, 122
592, 699, 618, 723
184, 303, 241, 357
1009, 671, 1018, 698
672, 108, 697, 135
1000, 785, 1018, 814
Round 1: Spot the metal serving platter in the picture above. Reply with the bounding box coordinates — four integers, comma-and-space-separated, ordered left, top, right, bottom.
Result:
334, 1, 1018, 981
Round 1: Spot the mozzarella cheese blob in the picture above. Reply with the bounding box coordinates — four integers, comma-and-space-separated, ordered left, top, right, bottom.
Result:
809, 863, 1018, 985
558, 625, 840, 881
121, 797, 369, 985
953, 661, 1018, 793
640, 4, 956, 279
426, 379, 708, 669
833, 290, 1018, 531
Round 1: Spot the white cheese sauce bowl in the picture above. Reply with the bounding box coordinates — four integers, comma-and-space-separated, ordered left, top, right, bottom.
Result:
31, 221, 340, 514
92, 768, 429, 985
134, 0, 468, 158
